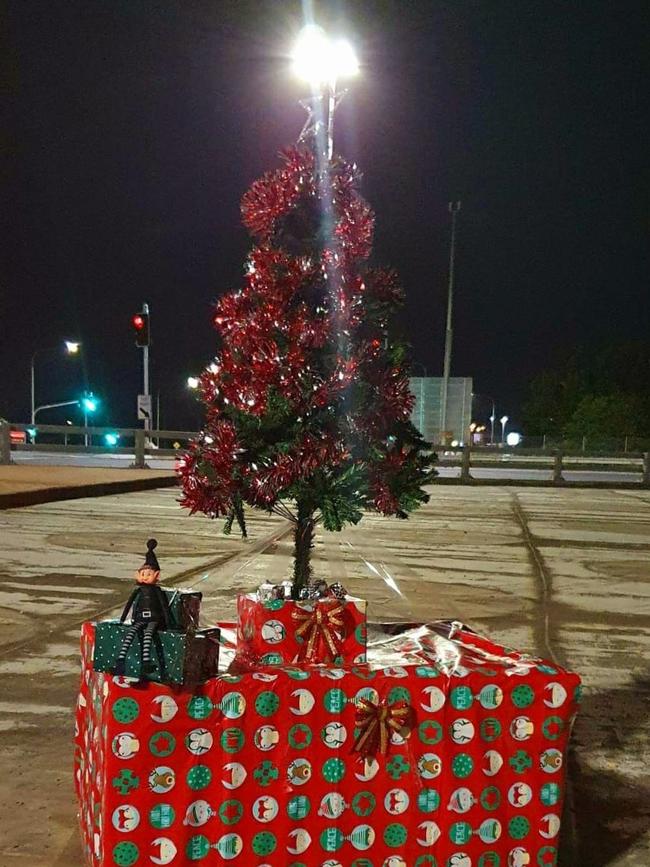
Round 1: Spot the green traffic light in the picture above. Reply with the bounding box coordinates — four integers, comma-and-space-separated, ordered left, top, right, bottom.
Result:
104, 433, 119, 447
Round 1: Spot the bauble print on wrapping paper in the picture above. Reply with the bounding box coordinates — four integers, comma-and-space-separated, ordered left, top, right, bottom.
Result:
75, 620, 580, 866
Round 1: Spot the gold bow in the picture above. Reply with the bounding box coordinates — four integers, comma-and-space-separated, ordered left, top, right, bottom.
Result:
292, 602, 346, 663
352, 698, 414, 757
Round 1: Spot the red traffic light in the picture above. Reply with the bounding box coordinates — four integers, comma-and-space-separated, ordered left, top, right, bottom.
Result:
132, 312, 150, 347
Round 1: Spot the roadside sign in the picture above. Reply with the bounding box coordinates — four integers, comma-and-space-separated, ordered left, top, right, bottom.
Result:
137, 394, 152, 420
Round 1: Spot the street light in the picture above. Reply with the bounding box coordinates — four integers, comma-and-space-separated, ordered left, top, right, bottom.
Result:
187, 376, 199, 390
291, 24, 359, 160
30, 340, 82, 439
292, 25, 359, 85
500, 415, 509, 446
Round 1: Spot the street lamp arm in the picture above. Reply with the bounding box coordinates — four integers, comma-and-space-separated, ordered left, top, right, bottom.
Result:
34, 400, 80, 419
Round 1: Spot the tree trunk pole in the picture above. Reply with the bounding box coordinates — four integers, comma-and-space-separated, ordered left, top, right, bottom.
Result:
292, 500, 315, 598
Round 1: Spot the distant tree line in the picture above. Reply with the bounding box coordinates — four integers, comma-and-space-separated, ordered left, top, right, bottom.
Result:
522, 340, 650, 440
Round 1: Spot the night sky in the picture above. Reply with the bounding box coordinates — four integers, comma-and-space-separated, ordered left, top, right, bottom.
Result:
4, 1, 647, 432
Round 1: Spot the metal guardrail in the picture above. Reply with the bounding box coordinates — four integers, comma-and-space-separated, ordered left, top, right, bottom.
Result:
1, 422, 649, 485
431, 444, 650, 486
0, 421, 196, 469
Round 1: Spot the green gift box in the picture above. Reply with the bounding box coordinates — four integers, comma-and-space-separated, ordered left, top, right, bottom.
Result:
92, 620, 219, 685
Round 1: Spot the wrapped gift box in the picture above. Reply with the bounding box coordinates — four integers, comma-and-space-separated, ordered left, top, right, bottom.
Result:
92, 621, 219, 686
163, 589, 202, 632
76, 620, 580, 867
236, 593, 367, 666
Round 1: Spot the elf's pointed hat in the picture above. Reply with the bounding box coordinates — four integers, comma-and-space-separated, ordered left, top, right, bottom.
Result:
142, 538, 160, 571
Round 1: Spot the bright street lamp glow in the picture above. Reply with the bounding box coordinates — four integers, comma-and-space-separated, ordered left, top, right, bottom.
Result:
291, 25, 358, 86
82, 397, 97, 413
65, 341, 80, 354
500, 415, 509, 425
187, 376, 199, 390
330, 38, 359, 78
506, 432, 522, 447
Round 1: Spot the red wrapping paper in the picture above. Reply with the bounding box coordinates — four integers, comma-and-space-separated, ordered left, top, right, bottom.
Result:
236, 594, 368, 666
75, 621, 580, 867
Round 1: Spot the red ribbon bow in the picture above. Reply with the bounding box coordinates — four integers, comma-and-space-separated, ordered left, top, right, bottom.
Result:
292, 602, 346, 663
352, 698, 415, 757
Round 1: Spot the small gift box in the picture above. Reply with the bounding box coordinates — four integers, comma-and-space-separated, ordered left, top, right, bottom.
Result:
92, 621, 219, 685
236, 592, 367, 666
162, 587, 202, 631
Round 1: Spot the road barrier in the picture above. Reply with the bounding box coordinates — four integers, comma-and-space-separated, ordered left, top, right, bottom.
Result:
2, 422, 650, 487
433, 444, 650, 487
0, 422, 196, 469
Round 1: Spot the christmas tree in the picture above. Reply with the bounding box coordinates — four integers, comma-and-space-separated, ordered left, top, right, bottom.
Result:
179, 141, 436, 596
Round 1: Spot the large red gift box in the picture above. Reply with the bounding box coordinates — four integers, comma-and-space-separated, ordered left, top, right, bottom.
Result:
75, 620, 580, 867
236, 593, 368, 666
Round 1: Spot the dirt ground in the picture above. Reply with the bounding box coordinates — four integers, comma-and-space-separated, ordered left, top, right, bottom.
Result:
0, 485, 649, 865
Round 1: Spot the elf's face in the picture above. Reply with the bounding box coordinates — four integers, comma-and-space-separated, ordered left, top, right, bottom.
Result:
135, 566, 160, 585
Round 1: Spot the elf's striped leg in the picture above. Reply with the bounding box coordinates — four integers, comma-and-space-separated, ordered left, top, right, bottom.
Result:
141, 622, 157, 672
114, 622, 144, 675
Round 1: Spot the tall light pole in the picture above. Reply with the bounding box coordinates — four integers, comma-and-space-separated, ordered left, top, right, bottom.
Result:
500, 415, 509, 446
30, 340, 81, 433
411, 362, 428, 438
440, 201, 461, 443
291, 25, 359, 161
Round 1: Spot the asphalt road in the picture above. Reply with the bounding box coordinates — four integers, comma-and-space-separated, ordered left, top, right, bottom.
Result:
11, 450, 646, 484
1, 485, 649, 865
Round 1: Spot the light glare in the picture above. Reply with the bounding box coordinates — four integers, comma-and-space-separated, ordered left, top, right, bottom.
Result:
291, 25, 358, 85
331, 39, 359, 78
65, 340, 80, 354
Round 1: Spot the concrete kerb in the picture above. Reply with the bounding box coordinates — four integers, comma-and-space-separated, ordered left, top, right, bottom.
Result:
0, 473, 178, 510
2, 473, 647, 510
434, 476, 650, 489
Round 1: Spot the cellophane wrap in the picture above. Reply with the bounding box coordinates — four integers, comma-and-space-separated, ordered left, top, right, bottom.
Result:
75, 618, 580, 867
236, 593, 368, 667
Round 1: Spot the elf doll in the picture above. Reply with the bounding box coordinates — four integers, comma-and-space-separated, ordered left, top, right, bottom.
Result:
114, 539, 175, 676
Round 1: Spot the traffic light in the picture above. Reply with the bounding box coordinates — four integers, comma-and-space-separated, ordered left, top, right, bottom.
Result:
81, 394, 98, 413
132, 312, 150, 347
104, 432, 119, 447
